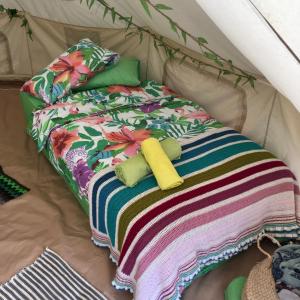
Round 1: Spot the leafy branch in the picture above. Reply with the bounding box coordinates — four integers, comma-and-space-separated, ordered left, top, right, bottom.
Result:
82, 0, 256, 87
0, 4, 32, 39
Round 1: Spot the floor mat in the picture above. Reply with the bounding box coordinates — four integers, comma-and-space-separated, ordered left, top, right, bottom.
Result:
0, 166, 29, 204
0, 248, 108, 300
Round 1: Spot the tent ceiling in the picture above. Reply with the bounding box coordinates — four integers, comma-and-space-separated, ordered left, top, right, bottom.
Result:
252, 0, 300, 59
0, 0, 259, 73
1, 0, 299, 111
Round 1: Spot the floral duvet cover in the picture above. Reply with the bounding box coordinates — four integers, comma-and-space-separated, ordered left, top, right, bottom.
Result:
31, 80, 222, 212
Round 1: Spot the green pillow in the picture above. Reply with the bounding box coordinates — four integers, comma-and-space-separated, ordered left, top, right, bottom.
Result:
20, 92, 45, 132
73, 57, 141, 92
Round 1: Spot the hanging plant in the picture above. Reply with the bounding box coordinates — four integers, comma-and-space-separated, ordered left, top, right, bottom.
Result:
0, 5, 32, 40
81, 0, 256, 87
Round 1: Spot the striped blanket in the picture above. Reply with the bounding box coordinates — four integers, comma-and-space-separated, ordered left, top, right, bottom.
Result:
89, 127, 300, 300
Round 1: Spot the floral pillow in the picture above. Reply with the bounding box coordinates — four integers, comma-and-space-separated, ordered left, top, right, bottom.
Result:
21, 39, 120, 104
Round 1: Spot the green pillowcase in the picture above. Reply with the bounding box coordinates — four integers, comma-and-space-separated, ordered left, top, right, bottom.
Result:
73, 57, 141, 92
20, 92, 45, 132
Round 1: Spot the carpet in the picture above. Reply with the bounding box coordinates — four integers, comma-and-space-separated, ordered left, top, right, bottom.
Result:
0, 248, 108, 300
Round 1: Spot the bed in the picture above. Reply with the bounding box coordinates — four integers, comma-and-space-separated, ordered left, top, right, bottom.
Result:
20, 40, 300, 300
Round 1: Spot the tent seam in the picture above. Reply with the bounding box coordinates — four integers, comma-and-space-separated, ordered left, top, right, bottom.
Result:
263, 90, 277, 148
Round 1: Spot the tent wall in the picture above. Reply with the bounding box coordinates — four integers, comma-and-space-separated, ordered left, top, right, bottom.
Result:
0, 13, 300, 183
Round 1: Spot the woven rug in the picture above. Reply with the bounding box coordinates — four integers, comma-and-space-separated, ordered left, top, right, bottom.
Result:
0, 248, 108, 300
0, 166, 29, 204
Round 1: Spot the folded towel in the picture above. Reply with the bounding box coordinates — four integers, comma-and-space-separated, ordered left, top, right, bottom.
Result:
141, 137, 183, 190
115, 138, 181, 187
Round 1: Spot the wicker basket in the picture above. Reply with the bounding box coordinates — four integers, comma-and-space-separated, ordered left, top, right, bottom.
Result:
242, 233, 281, 300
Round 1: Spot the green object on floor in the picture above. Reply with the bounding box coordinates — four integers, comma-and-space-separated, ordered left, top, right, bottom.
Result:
0, 166, 29, 204
224, 276, 247, 300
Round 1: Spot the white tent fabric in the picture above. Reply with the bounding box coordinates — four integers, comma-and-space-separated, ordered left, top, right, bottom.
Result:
1, 0, 258, 73
197, 0, 300, 111
0, 0, 300, 182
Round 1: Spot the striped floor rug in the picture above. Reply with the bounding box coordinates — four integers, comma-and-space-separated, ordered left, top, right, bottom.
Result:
0, 248, 107, 300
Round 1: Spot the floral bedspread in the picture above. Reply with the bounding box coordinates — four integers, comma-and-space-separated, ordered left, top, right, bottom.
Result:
31, 80, 223, 208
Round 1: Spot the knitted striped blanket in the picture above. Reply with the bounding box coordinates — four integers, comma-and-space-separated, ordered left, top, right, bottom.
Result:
89, 127, 300, 300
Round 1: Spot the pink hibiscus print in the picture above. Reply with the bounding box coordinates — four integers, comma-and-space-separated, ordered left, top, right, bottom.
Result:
51, 128, 80, 158
50, 51, 92, 87
112, 157, 123, 166
81, 116, 112, 125
103, 126, 151, 157
21, 80, 37, 96
175, 108, 212, 122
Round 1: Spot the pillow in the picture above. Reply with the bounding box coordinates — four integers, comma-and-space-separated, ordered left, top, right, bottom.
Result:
19, 92, 45, 132
20, 39, 120, 104
73, 57, 141, 92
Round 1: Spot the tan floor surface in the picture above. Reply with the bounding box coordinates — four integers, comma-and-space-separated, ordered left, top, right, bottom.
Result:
0, 83, 275, 300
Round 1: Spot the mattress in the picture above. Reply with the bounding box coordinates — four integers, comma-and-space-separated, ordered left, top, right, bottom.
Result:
25, 81, 300, 300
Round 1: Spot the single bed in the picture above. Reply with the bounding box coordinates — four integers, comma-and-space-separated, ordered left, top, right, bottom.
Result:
19, 39, 300, 299
20, 80, 300, 300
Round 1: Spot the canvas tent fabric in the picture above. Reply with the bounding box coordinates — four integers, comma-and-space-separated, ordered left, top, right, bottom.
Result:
0, 1, 300, 299
0, 0, 299, 186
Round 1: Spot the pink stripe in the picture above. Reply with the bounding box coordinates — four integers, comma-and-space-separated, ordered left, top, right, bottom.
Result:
135, 181, 295, 278
157, 215, 296, 300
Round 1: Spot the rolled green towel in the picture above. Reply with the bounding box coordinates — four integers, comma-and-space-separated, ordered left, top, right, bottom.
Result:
115, 138, 181, 187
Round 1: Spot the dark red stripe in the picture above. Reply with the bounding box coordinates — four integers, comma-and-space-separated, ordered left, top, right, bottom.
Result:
122, 169, 292, 274
119, 160, 285, 262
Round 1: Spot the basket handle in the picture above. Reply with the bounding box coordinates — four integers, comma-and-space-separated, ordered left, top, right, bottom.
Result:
257, 233, 281, 259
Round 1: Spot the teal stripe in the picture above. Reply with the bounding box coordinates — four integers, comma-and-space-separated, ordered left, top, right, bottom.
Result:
106, 140, 262, 246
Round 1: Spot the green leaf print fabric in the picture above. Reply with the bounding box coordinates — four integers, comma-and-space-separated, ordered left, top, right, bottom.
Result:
31, 81, 223, 204
21, 39, 120, 104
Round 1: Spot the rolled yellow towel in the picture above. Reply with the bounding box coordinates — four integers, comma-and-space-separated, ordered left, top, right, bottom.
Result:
141, 137, 184, 190
115, 138, 182, 187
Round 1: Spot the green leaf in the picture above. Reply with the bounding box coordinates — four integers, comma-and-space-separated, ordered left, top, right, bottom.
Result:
249, 77, 256, 88
234, 76, 242, 87
103, 6, 109, 19
98, 0, 108, 5
69, 141, 91, 151
21, 18, 28, 27
181, 30, 187, 44
145, 88, 160, 97
125, 16, 132, 31
96, 140, 108, 151
140, 0, 151, 17
79, 133, 92, 140
197, 37, 208, 45
223, 70, 232, 75
169, 20, 179, 36
204, 51, 217, 60
214, 59, 224, 67
125, 31, 137, 39
228, 59, 234, 71
155, 4, 172, 10
111, 7, 116, 23
88, 0, 95, 9
84, 126, 100, 136
27, 28, 33, 40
